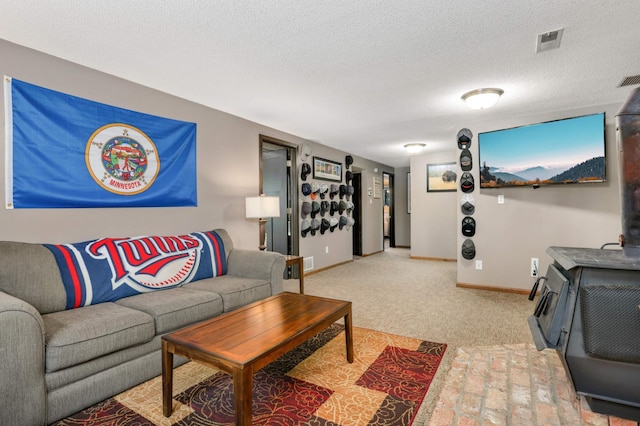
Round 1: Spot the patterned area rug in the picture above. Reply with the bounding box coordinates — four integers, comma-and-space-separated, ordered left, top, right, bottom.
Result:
54, 324, 446, 425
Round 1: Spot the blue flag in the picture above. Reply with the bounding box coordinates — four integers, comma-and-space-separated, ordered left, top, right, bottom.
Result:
3, 76, 197, 208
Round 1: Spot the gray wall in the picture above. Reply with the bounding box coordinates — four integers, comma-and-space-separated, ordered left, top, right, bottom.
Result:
410, 104, 622, 291
394, 166, 411, 247
0, 39, 395, 271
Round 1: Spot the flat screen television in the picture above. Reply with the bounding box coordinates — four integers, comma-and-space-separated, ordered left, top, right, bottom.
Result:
478, 112, 606, 188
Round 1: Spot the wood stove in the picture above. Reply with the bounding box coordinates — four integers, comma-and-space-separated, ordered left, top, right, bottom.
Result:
529, 246, 640, 421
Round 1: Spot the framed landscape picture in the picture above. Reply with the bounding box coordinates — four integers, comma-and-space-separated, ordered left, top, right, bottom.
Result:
427, 162, 457, 192
313, 157, 342, 181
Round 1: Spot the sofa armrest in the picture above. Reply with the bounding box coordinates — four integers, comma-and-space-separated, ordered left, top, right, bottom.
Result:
226, 249, 286, 295
0, 291, 47, 426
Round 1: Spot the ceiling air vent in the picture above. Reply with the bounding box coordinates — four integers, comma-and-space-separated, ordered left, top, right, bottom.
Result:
536, 29, 563, 53
618, 75, 640, 87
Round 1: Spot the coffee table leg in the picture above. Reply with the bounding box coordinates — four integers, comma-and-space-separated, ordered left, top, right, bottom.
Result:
344, 306, 354, 363
233, 365, 253, 426
162, 340, 174, 417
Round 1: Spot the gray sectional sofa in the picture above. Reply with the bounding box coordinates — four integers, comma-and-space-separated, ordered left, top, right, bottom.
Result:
0, 229, 286, 426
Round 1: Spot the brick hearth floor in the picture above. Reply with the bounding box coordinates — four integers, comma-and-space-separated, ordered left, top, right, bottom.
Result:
428, 343, 639, 426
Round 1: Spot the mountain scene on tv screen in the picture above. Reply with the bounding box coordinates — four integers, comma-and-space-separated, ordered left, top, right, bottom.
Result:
480, 156, 605, 188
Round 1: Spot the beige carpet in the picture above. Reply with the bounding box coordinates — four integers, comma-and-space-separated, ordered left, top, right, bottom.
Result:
283, 246, 535, 425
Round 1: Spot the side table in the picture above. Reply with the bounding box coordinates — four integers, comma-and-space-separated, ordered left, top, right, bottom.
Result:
284, 255, 304, 294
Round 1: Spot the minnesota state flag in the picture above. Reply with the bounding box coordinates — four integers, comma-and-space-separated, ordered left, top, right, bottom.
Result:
3, 76, 197, 208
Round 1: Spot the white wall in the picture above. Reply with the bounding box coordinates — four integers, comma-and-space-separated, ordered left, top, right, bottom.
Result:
409, 103, 623, 291
410, 152, 458, 260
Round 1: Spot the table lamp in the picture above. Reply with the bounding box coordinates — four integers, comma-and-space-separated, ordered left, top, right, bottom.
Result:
245, 195, 280, 250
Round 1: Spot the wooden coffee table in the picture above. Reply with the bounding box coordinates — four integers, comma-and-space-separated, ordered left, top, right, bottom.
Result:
161, 292, 353, 425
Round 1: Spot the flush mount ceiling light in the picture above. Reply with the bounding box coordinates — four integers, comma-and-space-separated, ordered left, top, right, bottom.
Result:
404, 143, 426, 154
461, 88, 504, 110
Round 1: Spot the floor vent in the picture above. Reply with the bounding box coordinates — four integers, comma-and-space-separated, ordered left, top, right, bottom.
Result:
304, 256, 314, 272
618, 75, 640, 87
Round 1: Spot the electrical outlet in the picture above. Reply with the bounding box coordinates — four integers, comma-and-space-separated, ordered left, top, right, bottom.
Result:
325, 246, 329, 254
531, 258, 539, 277
475, 260, 483, 270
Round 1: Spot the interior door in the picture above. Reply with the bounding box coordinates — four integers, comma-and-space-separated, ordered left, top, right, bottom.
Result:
262, 148, 288, 254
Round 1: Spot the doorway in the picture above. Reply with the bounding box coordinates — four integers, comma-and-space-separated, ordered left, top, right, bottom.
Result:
352, 172, 362, 256
259, 135, 298, 256
383, 172, 395, 249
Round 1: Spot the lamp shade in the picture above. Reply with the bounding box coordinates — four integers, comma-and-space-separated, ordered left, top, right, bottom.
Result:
245, 195, 280, 218
461, 88, 504, 110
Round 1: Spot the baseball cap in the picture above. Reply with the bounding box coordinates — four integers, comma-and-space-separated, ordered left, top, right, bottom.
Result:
301, 219, 311, 237
346, 200, 354, 214
461, 216, 476, 237
460, 194, 475, 215
320, 200, 329, 216
346, 185, 354, 199
310, 218, 320, 236
301, 163, 311, 181
311, 201, 320, 218
301, 182, 311, 196
320, 218, 331, 234
301, 201, 311, 218
345, 155, 353, 169
460, 172, 474, 193
339, 216, 348, 230
330, 184, 339, 199
330, 201, 339, 216
339, 184, 347, 199
457, 128, 473, 149
338, 200, 347, 214
346, 170, 353, 183
311, 182, 320, 194
319, 183, 329, 199
460, 149, 472, 171
329, 217, 339, 231
461, 238, 476, 260
347, 217, 355, 230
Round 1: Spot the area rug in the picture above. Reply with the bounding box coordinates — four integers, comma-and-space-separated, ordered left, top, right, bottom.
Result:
54, 324, 446, 425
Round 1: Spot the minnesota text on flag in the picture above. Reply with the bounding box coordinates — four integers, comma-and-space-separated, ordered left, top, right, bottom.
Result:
3, 76, 197, 208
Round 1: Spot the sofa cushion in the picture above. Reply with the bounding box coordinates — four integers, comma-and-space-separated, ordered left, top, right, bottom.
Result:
43, 230, 227, 309
185, 275, 271, 312
115, 288, 223, 334
42, 303, 155, 372
0, 241, 67, 314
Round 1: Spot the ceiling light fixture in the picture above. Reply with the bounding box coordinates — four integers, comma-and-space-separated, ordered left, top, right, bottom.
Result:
404, 143, 426, 154
461, 88, 504, 110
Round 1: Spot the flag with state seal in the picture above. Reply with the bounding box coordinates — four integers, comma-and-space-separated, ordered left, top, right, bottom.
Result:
3, 76, 197, 208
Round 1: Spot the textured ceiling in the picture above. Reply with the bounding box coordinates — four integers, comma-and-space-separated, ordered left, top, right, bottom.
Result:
1, 1, 639, 167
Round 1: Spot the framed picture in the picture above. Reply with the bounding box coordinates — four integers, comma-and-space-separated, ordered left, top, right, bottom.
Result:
427, 162, 457, 192
313, 156, 342, 182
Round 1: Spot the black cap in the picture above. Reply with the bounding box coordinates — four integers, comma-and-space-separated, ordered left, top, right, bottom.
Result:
345, 155, 353, 169
460, 172, 474, 193
461, 216, 476, 237
330, 201, 339, 216
320, 218, 331, 234
346, 170, 353, 183
320, 201, 329, 216
301, 163, 311, 181
339, 184, 347, 199
461, 238, 476, 260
